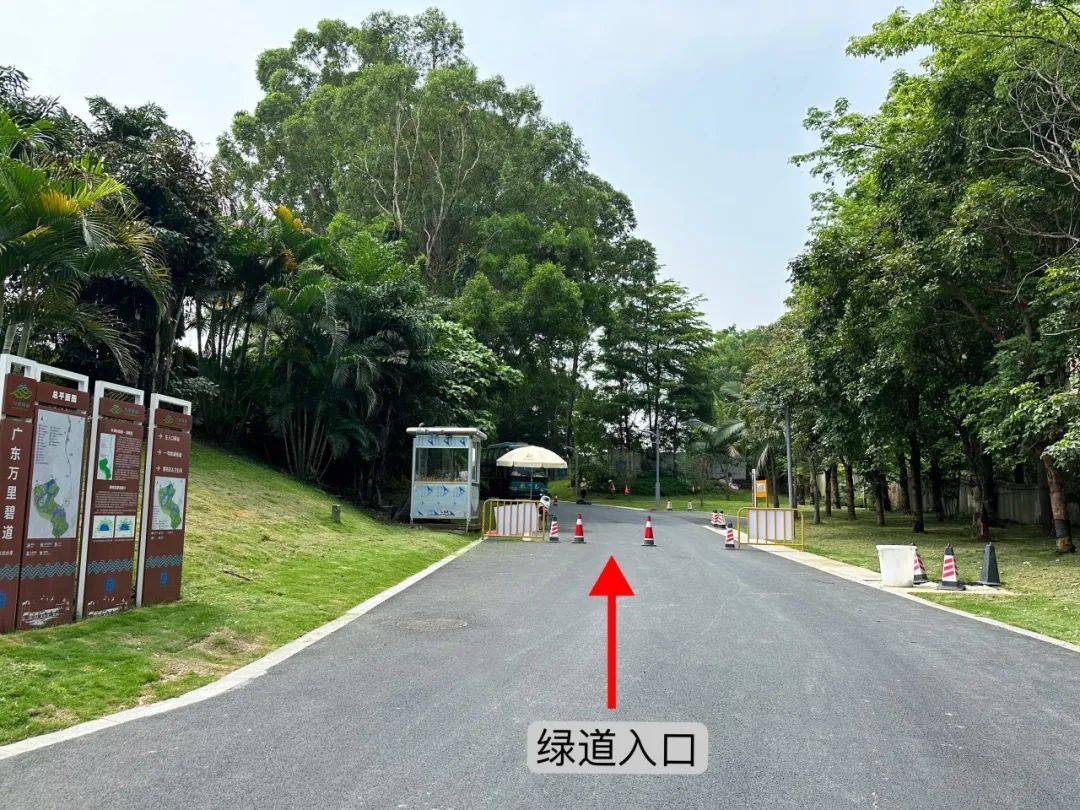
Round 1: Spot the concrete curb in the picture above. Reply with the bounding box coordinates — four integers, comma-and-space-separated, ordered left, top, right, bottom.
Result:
706, 526, 1080, 655
0, 536, 486, 762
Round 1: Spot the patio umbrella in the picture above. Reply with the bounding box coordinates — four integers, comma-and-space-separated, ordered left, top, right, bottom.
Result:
495, 445, 568, 469
495, 445, 568, 496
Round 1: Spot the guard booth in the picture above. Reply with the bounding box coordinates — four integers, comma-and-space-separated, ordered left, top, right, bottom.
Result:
407, 427, 486, 529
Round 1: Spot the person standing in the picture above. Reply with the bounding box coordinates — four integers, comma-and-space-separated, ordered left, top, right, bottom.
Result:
607, 479, 616, 499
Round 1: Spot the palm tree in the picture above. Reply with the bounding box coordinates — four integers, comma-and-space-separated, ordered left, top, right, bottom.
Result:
0, 110, 166, 376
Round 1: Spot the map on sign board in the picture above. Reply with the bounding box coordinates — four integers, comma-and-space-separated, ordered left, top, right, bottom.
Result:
92, 514, 116, 539
28, 409, 86, 540
97, 432, 115, 480
115, 515, 136, 539
152, 476, 186, 531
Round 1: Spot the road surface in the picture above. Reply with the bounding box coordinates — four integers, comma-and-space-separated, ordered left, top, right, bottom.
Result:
3, 505, 1079, 808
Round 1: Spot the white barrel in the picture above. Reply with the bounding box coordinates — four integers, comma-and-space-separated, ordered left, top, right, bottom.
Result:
876, 545, 916, 587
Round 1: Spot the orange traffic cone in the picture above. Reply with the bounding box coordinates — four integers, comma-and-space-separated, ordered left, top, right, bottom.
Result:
913, 546, 929, 584
937, 544, 965, 590
548, 519, 560, 543
642, 515, 656, 547
724, 526, 737, 550
573, 514, 586, 544
710, 511, 719, 527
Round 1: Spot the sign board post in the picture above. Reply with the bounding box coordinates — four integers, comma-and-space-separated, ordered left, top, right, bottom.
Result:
0, 355, 39, 633
755, 479, 768, 504
136, 394, 192, 607
17, 364, 90, 630
77, 382, 146, 619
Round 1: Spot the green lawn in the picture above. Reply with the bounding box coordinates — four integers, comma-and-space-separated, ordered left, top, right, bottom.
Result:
547, 479, 787, 514
0, 442, 470, 745
801, 510, 1080, 645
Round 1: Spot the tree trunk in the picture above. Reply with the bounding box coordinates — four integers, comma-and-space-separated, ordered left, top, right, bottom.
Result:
810, 459, 822, 525
896, 451, 911, 513
909, 432, 925, 533
195, 301, 204, 358
980, 454, 1000, 525
831, 464, 841, 508
883, 480, 892, 512
929, 452, 946, 522
769, 453, 780, 508
1042, 454, 1076, 553
824, 463, 833, 518
960, 426, 991, 537
844, 459, 857, 520
160, 285, 186, 392
872, 470, 886, 526
565, 348, 580, 451
1037, 457, 1055, 537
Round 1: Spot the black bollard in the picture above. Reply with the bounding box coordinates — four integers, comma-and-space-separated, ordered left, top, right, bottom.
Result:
976, 541, 1002, 587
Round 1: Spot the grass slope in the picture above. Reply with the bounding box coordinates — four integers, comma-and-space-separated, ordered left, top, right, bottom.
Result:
802, 510, 1080, 645
0, 442, 470, 745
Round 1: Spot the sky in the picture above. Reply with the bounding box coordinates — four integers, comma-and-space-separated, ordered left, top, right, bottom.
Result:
3, 0, 929, 330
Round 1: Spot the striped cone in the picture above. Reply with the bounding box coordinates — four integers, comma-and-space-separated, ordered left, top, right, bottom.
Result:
724, 527, 737, 550
666, 500, 673, 511
573, 514, 586, 544
687, 501, 693, 511
710, 511, 720, 527
548, 519, 560, 543
937, 544, 966, 591
913, 546, 929, 584
642, 516, 656, 547
553, 494, 559, 507
718, 511, 726, 527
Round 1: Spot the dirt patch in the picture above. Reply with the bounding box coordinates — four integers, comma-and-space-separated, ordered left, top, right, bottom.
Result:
27, 704, 80, 725
131, 630, 264, 706
135, 657, 231, 706
188, 628, 263, 659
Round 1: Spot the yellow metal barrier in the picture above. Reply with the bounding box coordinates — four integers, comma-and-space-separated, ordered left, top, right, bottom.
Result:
481, 498, 549, 540
735, 507, 805, 550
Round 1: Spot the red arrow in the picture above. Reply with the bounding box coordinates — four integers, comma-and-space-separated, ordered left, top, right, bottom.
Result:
589, 556, 634, 710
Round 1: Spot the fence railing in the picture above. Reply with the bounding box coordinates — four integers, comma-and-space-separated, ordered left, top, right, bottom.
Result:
736, 507, 805, 550
480, 499, 549, 540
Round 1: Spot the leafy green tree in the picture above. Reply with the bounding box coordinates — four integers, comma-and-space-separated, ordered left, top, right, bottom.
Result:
0, 109, 166, 377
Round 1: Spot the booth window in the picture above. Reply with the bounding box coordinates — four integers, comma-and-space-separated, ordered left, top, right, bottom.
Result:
415, 446, 469, 482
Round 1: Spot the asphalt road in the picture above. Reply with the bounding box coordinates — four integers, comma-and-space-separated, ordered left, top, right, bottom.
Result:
3, 505, 1080, 809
